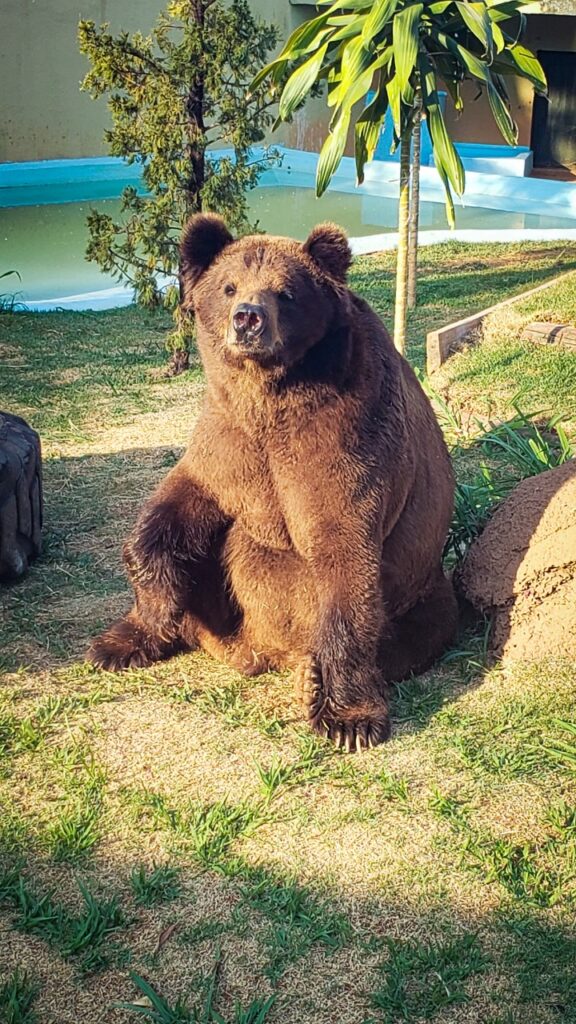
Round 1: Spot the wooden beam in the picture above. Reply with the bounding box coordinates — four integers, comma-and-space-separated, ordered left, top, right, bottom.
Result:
521, 322, 576, 349
426, 269, 576, 374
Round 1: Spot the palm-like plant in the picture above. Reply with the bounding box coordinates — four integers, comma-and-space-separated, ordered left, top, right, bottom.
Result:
251, 0, 546, 353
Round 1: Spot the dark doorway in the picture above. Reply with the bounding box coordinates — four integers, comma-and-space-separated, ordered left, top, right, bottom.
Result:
531, 50, 576, 169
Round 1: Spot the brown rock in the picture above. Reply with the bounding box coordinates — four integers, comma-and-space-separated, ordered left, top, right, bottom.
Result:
459, 460, 576, 662
0, 412, 43, 581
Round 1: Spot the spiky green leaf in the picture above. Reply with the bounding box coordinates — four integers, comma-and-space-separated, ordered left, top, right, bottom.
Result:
428, 0, 453, 12
420, 53, 465, 202
361, 0, 400, 46
487, 79, 518, 144
328, 35, 374, 107
318, 0, 372, 9
355, 84, 389, 182
455, 2, 493, 58
248, 12, 331, 94
507, 43, 547, 92
275, 10, 332, 61
316, 111, 351, 196
386, 74, 402, 136
393, 3, 424, 99
279, 44, 329, 119
440, 32, 491, 81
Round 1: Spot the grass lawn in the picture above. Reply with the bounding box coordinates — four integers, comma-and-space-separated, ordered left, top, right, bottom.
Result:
1, 241, 575, 1024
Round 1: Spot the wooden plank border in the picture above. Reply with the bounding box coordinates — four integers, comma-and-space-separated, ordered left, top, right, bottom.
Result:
426, 269, 576, 374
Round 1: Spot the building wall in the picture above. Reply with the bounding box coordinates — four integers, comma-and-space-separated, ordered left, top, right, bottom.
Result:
0, 0, 327, 162
1, 2, 574, 164
444, 15, 576, 148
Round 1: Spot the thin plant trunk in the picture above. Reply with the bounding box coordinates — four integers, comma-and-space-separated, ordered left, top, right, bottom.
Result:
166, 304, 192, 377
168, 0, 206, 377
407, 98, 422, 310
394, 130, 411, 355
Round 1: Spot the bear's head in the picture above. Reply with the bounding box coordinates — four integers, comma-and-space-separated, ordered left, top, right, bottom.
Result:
179, 214, 352, 372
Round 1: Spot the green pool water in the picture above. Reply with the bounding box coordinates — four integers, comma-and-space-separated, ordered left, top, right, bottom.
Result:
2, 186, 575, 303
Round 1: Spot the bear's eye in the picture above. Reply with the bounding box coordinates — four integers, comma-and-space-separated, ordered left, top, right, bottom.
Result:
224, 283, 236, 297
279, 290, 294, 302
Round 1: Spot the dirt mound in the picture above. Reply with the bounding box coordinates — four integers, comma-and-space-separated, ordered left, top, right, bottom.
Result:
459, 460, 576, 662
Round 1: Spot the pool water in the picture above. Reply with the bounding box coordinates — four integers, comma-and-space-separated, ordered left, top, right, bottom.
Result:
2, 186, 575, 303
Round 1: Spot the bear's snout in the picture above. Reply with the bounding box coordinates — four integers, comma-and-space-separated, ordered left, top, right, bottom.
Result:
232, 303, 268, 341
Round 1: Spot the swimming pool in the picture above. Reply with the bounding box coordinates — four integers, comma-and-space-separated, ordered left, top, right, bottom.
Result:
2, 147, 576, 310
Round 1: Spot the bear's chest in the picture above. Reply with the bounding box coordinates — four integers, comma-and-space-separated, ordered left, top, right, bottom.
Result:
210, 447, 292, 551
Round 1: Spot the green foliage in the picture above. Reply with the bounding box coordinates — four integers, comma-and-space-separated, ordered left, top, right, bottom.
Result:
0, 270, 22, 313
121, 789, 269, 871
371, 932, 488, 1021
368, 933, 485, 1019
254, 735, 332, 802
239, 872, 352, 981
442, 403, 574, 563
254, 0, 545, 225
130, 863, 182, 906
0, 970, 38, 1024
502, 915, 576, 1016
193, 682, 286, 739
545, 721, 576, 774
41, 746, 107, 863
78, 0, 279, 323
0, 870, 127, 973
429, 782, 576, 908
119, 967, 275, 1023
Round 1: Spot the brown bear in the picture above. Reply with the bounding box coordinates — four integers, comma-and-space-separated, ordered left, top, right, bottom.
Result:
89, 215, 457, 751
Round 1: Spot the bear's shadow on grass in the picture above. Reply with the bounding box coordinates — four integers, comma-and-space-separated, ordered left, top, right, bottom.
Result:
1, 440, 568, 739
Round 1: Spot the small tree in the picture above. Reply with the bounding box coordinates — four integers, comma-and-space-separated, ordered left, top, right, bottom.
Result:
79, 0, 279, 374
252, 0, 546, 355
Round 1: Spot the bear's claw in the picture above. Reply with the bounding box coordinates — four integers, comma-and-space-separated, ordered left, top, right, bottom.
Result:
294, 659, 325, 719
294, 658, 390, 752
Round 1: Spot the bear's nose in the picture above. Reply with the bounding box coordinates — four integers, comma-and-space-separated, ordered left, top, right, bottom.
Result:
232, 303, 267, 339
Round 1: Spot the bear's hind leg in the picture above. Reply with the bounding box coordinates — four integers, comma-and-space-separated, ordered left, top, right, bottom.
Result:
194, 628, 273, 676
379, 570, 458, 682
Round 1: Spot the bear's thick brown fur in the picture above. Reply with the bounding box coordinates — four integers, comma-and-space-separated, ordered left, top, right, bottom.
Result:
89, 215, 457, 750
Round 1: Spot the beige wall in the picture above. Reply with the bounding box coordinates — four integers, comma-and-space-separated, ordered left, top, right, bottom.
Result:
1, 2, 574, 163
444, 14, 576, 148
0, 0, 327, 162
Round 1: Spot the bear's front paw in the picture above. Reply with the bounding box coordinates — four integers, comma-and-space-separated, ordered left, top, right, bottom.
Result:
294, 658, 390, 752
88, 616, 165, 672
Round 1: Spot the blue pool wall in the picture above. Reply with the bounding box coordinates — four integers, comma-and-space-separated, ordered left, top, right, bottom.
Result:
1, 145, 571, 218
367, 93, 533, 177
2, 145, 576, 311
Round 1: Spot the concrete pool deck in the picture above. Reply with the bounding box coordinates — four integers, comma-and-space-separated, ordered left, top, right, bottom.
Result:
2, 146, 576, 311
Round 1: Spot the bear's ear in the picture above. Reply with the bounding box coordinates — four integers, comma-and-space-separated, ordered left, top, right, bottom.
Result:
180, 213, 234, 305
303, 223, 352, 282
